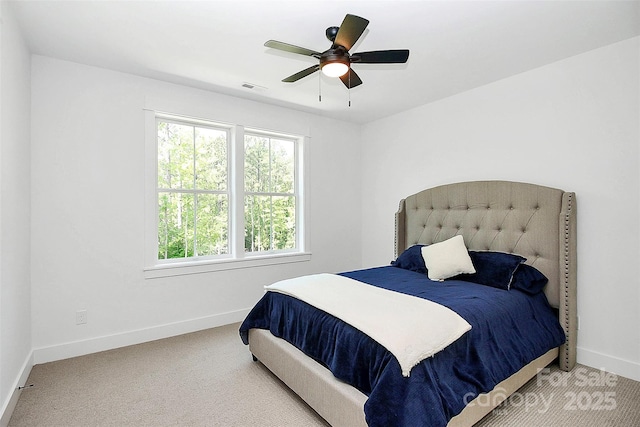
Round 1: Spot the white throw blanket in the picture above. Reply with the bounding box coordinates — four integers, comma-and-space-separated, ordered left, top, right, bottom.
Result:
265, 273, 472, 377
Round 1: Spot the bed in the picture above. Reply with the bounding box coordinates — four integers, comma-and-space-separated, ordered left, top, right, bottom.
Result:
240, 180, 577, 427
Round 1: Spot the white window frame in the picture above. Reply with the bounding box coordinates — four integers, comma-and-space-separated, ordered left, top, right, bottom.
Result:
144, 111, 309, 279
243, 129, 301, 257
156, 115, 232, 261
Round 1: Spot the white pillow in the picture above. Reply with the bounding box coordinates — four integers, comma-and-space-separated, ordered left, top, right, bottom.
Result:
421, 235, 476, 281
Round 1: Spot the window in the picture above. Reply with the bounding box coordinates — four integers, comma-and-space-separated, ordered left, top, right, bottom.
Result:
157, 119, 229, 259
145, 112, 308, 277
244, 133, 296, 253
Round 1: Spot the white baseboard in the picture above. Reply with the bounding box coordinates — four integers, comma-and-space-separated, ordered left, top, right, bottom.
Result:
0, 351, 34, 427
577, 346, 640, 382
33, 308, 251, 365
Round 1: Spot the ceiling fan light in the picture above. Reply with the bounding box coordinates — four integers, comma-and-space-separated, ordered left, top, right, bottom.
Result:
321, 61, 349, 77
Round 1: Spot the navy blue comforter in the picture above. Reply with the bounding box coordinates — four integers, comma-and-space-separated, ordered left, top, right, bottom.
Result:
239, 266, 565, 427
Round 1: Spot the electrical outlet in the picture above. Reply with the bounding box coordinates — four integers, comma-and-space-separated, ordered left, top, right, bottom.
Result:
76, 310, 87, 325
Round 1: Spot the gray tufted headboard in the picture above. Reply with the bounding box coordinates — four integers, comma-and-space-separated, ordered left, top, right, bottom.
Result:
395, 181, 577, 371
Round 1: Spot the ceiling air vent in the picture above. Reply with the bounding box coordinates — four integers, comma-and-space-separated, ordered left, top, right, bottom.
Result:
242, 82, 267, 91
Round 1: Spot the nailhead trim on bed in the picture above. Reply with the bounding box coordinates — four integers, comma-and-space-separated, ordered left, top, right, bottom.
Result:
560, 191, 577, 372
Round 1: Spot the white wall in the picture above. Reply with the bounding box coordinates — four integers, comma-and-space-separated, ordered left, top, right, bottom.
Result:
0, 1, 32, 424
361, 37, 640, 381
30, 56, 362, 362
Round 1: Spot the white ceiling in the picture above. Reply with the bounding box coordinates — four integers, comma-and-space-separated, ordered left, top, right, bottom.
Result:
9, 0, 640, 124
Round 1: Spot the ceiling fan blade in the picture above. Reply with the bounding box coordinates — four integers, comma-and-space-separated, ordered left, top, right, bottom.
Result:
282, 65, 320, 82
334, 14, 369, 51
339, 68, 363, 89
351, 50, 410, 64
265, 40, 321, 57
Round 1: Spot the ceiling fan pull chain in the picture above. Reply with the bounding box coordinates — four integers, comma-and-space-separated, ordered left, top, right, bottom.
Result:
318, 72, 322, 102
348, 72, 351, 107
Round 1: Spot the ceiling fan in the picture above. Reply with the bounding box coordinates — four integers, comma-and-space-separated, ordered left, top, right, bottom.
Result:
265, 14, 410, 89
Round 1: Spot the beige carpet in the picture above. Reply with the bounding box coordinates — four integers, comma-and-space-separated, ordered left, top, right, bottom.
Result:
9, 323, 640, 426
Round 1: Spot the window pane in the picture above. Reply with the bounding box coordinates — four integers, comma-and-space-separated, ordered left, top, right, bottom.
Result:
157, 121, 195, 190
271, 139, 295, 194
195, 127, 227, 191
272, 196, 296, 250
244, 195, 271, 252
158, 192, 195, 259
244, 135, 270, 193
195, 194, 229, 256
244, 195, 296, 252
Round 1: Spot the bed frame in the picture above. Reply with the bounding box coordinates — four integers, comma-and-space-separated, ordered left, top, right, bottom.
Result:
249, 180, 577, 426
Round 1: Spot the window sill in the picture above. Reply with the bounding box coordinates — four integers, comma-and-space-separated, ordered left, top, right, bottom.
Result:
144, 252, 312, 279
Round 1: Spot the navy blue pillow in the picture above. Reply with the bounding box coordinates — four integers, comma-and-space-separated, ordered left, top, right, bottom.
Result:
510, 264, 548, 294
391, 244, 427, 274
454, 251, 526, 290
